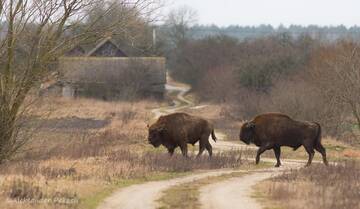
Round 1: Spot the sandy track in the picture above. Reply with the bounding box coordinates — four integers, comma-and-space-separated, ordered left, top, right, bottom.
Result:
97, 169, 242, 209
151, 82, 192, 118
199, 163, 299, 209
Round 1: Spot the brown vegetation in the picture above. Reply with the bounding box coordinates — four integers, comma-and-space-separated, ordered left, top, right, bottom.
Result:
0, 98, 245, 209
168, 32, 360, 142
260, 161, 360, 209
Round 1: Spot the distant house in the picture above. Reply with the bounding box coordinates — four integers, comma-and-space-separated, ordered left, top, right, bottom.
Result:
51, 37, 166, 100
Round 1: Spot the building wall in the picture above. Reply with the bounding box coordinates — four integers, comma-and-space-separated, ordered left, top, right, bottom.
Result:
59, 57, 166, 100
62, 85, 76, 98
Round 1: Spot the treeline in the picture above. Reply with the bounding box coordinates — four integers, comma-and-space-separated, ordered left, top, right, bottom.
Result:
166, 32, 360, 139
189, 24, 360, 41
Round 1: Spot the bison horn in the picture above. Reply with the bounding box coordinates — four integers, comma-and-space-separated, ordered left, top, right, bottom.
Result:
246, 122, 255, 129
157, 126, 165, 132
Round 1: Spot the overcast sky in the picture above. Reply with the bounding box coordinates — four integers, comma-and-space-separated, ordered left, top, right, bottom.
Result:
164, 0, 360, 27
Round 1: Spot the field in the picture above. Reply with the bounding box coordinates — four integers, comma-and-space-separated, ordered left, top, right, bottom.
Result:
0, 96, 249, 209
1, 85, 360, 209
2, 1, 360, 209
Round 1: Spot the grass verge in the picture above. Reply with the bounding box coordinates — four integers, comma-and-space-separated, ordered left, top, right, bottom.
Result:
253, 161, 360, 209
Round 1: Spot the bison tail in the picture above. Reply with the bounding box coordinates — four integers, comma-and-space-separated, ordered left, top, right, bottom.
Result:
211, 129, 217, 142
292, 145, 301, 151
314, 122, 322, 146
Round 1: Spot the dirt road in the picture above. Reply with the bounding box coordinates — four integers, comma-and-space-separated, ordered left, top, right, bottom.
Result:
97, 79, 301, 209
151, 82, 193, 118
98, 169, 243, 209
199, 163, 298, 209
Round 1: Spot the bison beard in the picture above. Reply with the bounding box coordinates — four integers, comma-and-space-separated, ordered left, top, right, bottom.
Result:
148, 113, 217, 157
239, 113, 329, 167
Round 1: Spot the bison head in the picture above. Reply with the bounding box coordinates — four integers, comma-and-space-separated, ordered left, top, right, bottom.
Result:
148, 125, 164, 147
239, 122, 255, 145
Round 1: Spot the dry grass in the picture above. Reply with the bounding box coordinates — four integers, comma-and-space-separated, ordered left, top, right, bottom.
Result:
258, 161, 360, 209
30, 96, 155, 120
0, 97, 247, 209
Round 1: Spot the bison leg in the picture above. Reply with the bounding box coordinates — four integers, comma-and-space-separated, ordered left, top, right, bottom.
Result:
197, 134, 212, 158
273, 147, 281, 167
256, 144, 272, 165
180, 144, 188, 157
315, 143, 329, 166
304, 146, 315, 166
168, 147, 175, 156
197, 142, 206, 158
205, 142, 213, 158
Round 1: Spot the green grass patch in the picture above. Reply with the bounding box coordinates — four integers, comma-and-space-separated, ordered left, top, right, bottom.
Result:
325, 144, 346, 151
158, 172, 246, 209
158, 162, 271, 209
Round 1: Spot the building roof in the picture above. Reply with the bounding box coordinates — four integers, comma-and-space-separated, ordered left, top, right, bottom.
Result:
65, 37, 130, 57
86, 37, 127, 57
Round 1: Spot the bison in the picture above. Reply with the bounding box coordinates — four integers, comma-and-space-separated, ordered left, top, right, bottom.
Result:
148, 112, 217, 157
239, 113, 328, 167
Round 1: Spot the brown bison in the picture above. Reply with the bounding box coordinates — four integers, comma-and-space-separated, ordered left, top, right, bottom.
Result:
148, 112, 217, 157
239, 113, 328, 167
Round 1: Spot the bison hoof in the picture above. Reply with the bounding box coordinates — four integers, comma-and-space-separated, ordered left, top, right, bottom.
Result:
275, 164, 281, 167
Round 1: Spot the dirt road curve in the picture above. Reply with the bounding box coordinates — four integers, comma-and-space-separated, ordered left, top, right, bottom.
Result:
200, 171, 273, 209
97, 79, 301, 209
200, 163, 297, 209
151, 82, 192, 118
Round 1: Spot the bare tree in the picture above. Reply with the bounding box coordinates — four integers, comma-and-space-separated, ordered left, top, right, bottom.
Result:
164, 5, 197, 46
311, 41, 360, 131
84, 0, 163, 54
0, 0, 161, 162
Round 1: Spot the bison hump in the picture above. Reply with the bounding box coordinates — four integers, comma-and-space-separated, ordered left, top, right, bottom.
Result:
254, 113, 292, 121
252, 113, 293, 126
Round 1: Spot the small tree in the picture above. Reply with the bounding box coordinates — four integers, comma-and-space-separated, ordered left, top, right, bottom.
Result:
0, 0, 161, 162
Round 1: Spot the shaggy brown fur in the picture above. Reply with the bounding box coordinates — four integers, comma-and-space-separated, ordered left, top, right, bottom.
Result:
239, 113, 328, 167
148, 112, 217, 157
